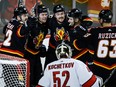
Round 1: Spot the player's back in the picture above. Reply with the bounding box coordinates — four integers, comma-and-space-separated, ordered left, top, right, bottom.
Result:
0, 18, 27, 57
90, 26, 116, 68
39, 58, 95, 87
89, 26, 116, 80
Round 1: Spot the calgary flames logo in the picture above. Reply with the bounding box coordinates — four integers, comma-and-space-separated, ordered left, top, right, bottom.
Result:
54, 27, 65, 41
54, 27, 70, 42
33, 31, 44, 49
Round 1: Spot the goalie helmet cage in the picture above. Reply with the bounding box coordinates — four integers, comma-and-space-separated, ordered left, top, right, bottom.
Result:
0, 53, 30, 87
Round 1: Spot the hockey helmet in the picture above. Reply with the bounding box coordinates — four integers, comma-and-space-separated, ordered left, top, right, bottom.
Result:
14, 5, 28, 17
55, 42, 72, 59
81, 15, 93, 28
68, 8, 82, 19
99, 9, 113, 22
34, 4, 48, 14
53, 4, 65, 13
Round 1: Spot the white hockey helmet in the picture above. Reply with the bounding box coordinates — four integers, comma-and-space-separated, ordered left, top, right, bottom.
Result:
55, 42, 72, 59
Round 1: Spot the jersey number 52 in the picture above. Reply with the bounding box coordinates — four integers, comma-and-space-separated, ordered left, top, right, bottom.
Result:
53, 71, 70, 87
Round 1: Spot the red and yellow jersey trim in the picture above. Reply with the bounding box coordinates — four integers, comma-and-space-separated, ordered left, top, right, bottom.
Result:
73, 39, 82, 51
88, 49, 94, 55
25, 46, 40, 55
17, 25, 24, 37
82, 75, 96, 87
93, 60, 116, 70
0, 47, 24, 57
73, 48, 88, 59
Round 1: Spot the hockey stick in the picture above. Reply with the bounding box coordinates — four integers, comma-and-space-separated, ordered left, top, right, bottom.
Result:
101, 68, 116, 87
18, 0, 24, 7
35, 0, 42, 20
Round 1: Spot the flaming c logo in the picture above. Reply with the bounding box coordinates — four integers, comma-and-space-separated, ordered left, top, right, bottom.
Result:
54, 27, 65, 41
33, 31, 44, 49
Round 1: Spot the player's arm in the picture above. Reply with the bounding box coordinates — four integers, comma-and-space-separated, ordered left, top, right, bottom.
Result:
76, 60, 102, 87
37, 65, 51, 87
73, 31, 91, 49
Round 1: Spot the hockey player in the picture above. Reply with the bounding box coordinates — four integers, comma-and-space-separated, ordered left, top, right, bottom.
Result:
45, 4, 70, 68
67, 8, 89, 63
80, 15, 94, 68
86, 9, 116, 87
0, 5, 28, 58
36, 42, 103, 87
24, 4, 48, 87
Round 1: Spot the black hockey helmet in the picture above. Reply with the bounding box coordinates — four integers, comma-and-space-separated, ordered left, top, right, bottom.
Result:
53, 4, 65, 13
14, 5, 28, 17
81, 15, 93, 28
68, 8, 82, 19
99, 9, 113, 22
34, 4, 48, 14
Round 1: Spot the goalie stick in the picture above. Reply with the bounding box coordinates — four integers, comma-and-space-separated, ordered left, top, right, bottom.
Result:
101, 68, 116, 87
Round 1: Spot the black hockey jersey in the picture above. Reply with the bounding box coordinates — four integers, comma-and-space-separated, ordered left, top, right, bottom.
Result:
25, 17, 48, 55
88, 26, 116, 80
44, 17, 70, 68
69, 25, 88, 63
0, 18, 28, 57
48, 17, 70, 49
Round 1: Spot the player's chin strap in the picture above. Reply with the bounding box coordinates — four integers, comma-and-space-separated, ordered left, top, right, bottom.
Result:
101, 68, 116, 87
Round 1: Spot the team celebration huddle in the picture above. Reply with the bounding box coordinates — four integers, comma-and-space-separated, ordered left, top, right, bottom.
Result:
0, 0, 116, 87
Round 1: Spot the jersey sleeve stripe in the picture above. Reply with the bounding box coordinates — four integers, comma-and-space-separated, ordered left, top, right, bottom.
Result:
17, 25, 24, 37
25, 46, 40, 55
0, 48, 24, 57
94, 60, 116, 70
73, 48, 88, 59
82, 74, 96, 87
73, 39, 82, 50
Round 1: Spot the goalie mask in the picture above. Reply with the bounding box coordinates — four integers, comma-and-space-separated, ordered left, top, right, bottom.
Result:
55, 42, 72, 59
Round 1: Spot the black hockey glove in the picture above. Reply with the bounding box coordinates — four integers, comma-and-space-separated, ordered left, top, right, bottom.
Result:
39, 44, 47, 57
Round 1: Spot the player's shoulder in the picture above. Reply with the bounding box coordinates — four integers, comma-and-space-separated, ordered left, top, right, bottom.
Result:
67, 58, 85, 65
89, 26, 105, 33
9, 18, 19, 26
28, 16, 36, 22
47, 60, 59, 66
10, 18, 18, 22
